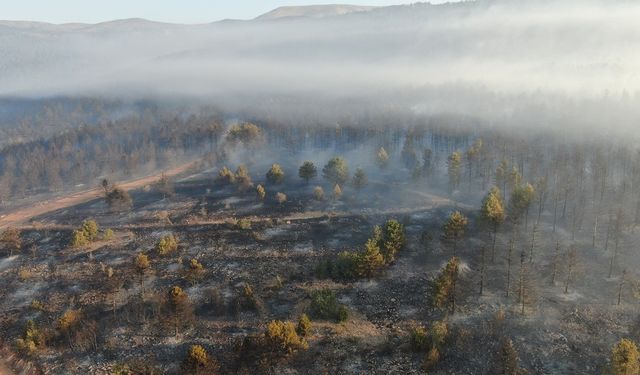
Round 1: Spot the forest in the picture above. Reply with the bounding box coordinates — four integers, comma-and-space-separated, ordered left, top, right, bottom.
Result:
1, 97, 640, 374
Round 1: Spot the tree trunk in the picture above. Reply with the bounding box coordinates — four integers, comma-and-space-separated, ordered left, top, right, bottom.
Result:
480, 246, 486, 296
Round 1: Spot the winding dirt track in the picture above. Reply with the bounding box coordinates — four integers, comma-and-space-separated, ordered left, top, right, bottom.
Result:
0, 161, 197, 230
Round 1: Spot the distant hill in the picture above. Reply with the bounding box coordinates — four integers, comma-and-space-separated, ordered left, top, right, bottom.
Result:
0, 0, 636, 103
256, 4, 377, 20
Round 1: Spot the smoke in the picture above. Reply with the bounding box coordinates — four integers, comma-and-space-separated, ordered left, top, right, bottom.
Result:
1, 0, 640, 134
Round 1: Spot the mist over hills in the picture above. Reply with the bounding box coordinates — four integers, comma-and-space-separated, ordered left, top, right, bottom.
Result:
1, 0, 639, 133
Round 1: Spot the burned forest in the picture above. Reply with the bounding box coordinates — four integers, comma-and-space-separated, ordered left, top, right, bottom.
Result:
2, 0, 640, 374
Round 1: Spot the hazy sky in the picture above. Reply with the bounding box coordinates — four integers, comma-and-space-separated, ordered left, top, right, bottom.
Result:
0, 0, 455, 24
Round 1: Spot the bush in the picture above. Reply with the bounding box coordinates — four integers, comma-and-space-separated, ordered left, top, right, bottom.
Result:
81, 220, 99, 241
217, 166, 236, 185
0, 227, 22, 256
237, 218, 252, 230
106, 187, 133, 209
265, 320, 308, 354
70, 229, 89, 248
313, 186, 325, 201
185, 259, 205, 285
157, 234, 178, 256
256, 184, 266, 201
297, 314, 312, 337
181, 344, 219, 375
422, 347, 440, 371
410, 326, 429, 351
310, 289, 348, 322
15, 320, 45, 355
275, 192, 287, 205
102, 228, 115, 241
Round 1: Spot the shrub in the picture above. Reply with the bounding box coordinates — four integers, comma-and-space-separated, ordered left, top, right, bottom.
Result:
135, 253, 150, 272
432, 258, 460, 309
0, 227, 22, 256
422, 347, 440, 371
185, 259, 205, 285
332, 184, 342, 200
610, 338, 640, 375
237, 218, 252, 230
237, 282, 261, 312
70, 229, 89, 248
157, 234, 178, 256
336, 305, 349, 322
410, 326, 429, 351
256, 184, 266, 201
275, 192, 287, 205
81, 220, 99, 241
106, 187, 133, 209
297, 314, 312, 337
313, 186, 325, 201
103, 228, 115, 241
235, 165, 253, 192
217, 166, 236, 185
30, 300, 46, 312
265, 320, 308, 354
15, 320, 44, 354
310, 289, 348, 322
181, 344, 219, 375
18, 268, 32, 281
431, 320, 448, 348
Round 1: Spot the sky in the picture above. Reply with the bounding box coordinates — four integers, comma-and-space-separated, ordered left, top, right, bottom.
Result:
0, 0, 455, 24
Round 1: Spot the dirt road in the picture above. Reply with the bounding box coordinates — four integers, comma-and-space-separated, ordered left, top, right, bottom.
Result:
0, 161, 198, 230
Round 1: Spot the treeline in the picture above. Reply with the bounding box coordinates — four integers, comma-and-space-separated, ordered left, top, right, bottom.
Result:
0, 107, 226, 204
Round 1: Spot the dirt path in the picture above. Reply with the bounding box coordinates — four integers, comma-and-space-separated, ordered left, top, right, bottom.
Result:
0, 161, 198, 230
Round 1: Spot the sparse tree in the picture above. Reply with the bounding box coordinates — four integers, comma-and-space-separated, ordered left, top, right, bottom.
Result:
181, 344, 219, 374
432, 257, 460, 313
448, 151, 462, 190
352, 167, 367, 191
480, 187, 505, 262
256, 184, 266, 201
297, 314, 313, 337
564, 246, 577, 294
81, 219, 99, 242
166, 286, 192, 337
134, 253, 150, 297
226, 122, 262, 145
332, 184, 342, 201
323, 157, 349, 185
157, 234, 178, 256
0, 227, 21, 256
376, 147, 390, 169
401, 138, 418, 170
235, 165, 253, 192
217, 166, 236, 185
266, 164, 285, 185
298, 161, 317, 184
106, 186, 133, 210
275, 192, 287, 205
442, 211, 469, 255
509, 183, 535, 227
313, 186, 325, 201
608, 339, 640, 375
156, 173, 175, 199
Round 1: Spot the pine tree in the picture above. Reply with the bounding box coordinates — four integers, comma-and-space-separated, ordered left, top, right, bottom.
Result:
352, 167, 367, 191
376, 147, 390, 169
442, 211, 468, 256
480, 187, 505, 262
298, 161, 317, 184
